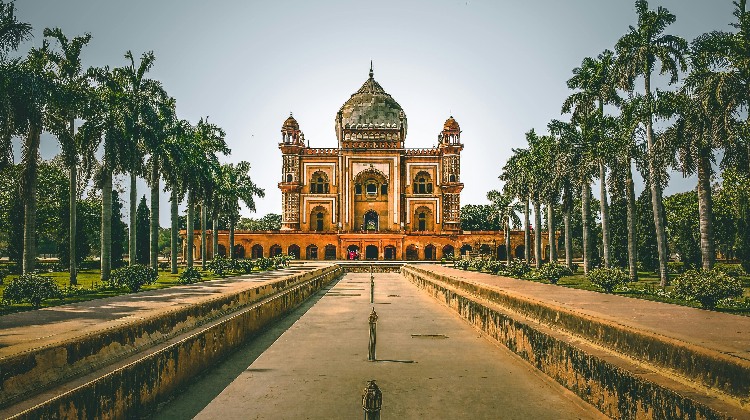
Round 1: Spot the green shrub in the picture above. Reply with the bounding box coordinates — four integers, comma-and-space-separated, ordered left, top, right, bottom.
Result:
587, 267, 628, 293
485, 260, 505, 274
178, 267, 203, 284
505, 260, 531, 278
536, 262, 573, 284
235, 259, 255, 274
0, 268, 8, 285
569, 262, 580, 273
256, 257, 274, 271
158, 262, 169, 271
667, 261, 686, 274
207, 256, 233, 278
471, 259, 487, 272
714, 263, 747, 278
2, 273, 62, 308
108, 264, 158, 292
671, 269, 744, 309
453, 259, 470, 270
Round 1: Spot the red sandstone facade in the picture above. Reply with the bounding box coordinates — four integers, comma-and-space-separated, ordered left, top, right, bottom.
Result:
187, 66, 543, 261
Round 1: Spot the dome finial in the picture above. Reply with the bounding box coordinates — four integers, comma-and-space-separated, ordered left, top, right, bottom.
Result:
369, 60, 373, 78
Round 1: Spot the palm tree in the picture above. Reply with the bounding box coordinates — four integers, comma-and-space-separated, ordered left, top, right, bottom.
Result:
217, 161, 265, 260
487, 190, 522, 264
610, 95, 646, 281
182, 117, 228, 268
43, 28, 97, 285
118, 50, 162, 266
615, 0, 688, 286
0, 0, 32, 168
564, 51, 621, 268
161, 119, 192, 273
142, 93, 175, 270
500, 147, 532, 264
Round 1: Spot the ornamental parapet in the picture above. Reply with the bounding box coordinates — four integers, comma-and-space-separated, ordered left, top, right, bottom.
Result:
405, 148, 440, 156
303, 148, 338, 155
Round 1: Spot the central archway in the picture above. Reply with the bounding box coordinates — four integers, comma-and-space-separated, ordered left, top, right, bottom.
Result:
364, 210, 379, 232
365, 245, 378, 260
347, 244, 360, 260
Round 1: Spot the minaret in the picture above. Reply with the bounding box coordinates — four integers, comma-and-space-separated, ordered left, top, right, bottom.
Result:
439, 116, 464, 232
279, 113, 304, 231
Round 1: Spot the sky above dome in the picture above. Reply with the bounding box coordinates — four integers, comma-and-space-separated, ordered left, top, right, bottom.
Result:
14, 0, 734, 225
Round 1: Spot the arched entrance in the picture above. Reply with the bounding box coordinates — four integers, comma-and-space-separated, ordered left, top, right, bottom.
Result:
364, 210, 378, 232
424, 245, 436, 260
384, 245, 396, 260
324, 244, 337, 260
460, 244, 472, 256
442, 245, 455, 259
233, 244, 245, 259
365, 245, 378, 260
306, 244, 318, 260
515, 245, 525, 259
406, 244, 418, 261
497, 245, 507, 261
288, 244, 300, 259
347, 245, 360, 260
251, 244, 263, 259
270, 244, 283, 257
479, 244, 491, 255
218, 244, 227, 257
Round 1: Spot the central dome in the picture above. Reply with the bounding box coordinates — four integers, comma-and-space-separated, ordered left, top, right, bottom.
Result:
337, 66, 406, 142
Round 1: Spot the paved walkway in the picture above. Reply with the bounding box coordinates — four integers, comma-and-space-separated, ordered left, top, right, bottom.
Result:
425, 265, 750, 361
0, 264, 329, 357
192, 273, 602, 419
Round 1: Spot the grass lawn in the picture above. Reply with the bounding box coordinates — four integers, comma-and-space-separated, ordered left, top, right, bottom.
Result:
455, 265, 750, 316
0, 266, 223, 316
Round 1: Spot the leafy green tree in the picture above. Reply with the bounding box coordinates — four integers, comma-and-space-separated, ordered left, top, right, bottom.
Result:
110, 189, 127, 269
237, 214, 281, 231
615, 0, 688, 286
135, 195, 150, 265
487, 190, 522, 264
217, 161, 265, 260
459, 204, 501, 231
500, 147, 532, 264
663, 191, 701, 267
636, 188, 660, 272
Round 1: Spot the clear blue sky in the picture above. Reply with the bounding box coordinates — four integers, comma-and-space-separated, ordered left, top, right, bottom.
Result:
14, 0, 735, 226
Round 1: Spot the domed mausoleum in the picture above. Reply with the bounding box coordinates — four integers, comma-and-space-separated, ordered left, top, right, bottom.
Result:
187, 66, 536, 261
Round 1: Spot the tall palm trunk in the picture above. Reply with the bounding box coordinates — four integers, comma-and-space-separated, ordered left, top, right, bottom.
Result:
201, 202, 207, 269
581, 183, 592, 274
524, 196, 531, 264
533, 200, 542, 268
22, 125, 41, 274
562, 184, 573, 269
625, 161, 638, 282
547, 201, 557, 263
229, 216, 235, 260
150, 158, 159, 271
170, 189, 178, 274
645, 74, 670, 286
697, 149, 715, 270
505, 217, 511, 265
68, 118, 78, 285
101, 171, 112, 281
129, 171, 137, 266
599, 160, 611, 268
186, 190, 194, 268
212, 212, 218, 260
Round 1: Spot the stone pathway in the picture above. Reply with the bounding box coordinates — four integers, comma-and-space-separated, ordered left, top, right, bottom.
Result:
191, 273, 602, 419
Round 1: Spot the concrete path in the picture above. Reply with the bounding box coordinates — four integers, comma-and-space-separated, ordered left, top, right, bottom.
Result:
0, 264, 329, 357
425, 265, 750, 361
193, 273, 602, 419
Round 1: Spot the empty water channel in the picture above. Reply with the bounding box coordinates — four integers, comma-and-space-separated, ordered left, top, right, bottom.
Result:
154, 271, 601, 419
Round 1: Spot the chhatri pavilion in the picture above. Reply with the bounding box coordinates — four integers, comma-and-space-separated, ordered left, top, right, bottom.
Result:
189, 66, 538, 261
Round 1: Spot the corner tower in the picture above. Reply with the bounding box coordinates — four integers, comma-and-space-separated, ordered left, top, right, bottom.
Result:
439, 116, 463, 232
278, 113, 304, 230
